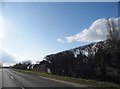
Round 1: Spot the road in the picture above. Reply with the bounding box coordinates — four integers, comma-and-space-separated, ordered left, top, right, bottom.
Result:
0, 68, 83, 89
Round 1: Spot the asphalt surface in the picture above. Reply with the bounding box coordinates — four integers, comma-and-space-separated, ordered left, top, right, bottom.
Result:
0, 68, 81, 89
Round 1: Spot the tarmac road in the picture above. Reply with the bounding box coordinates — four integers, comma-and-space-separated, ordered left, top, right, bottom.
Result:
0, 68, 84, 89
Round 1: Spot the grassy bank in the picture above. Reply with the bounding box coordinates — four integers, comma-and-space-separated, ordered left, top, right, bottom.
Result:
13, 68, 120, 89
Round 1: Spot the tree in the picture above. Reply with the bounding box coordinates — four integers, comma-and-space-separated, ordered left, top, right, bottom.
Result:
106, 18, 120, 43
13, 60, 31, 70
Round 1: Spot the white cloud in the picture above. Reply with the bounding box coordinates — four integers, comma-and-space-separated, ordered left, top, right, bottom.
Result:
57, 38, 65, 43
59, 17, 120, 43
0, 49, 23, 66
0, 48, 42, 66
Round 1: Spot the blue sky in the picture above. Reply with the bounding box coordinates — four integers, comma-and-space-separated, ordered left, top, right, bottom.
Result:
0, 2, 118, 64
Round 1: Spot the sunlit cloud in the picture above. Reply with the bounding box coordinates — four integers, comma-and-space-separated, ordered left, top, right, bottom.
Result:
57, 38, 65, 43
0, 48, 42, 66
58, 17, 120, 43
0, 48, 23, 66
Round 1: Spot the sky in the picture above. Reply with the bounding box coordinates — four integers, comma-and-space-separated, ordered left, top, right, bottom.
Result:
0, 2, 119, 66
1, 0, 119, 2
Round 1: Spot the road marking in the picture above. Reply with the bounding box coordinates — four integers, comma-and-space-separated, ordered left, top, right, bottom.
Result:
8, 73, 9, 75
10, 76, 14, 79
21, 87, 25, 89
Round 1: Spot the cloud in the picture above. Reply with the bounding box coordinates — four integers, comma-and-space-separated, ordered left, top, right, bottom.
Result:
0, 49, 22, 66
58, 17, 120, 43
57, 38, 65, 43
0, 48, 41, 66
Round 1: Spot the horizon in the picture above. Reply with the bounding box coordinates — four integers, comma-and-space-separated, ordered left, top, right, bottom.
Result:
0, 2, 118, 66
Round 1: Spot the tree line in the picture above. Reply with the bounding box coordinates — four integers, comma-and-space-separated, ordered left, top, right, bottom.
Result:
13, 19, 120, 84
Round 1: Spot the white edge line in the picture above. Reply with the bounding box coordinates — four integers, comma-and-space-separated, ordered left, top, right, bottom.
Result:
10, 76, 14, 79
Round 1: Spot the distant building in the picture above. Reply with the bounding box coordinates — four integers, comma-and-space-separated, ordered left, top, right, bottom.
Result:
27, 64, 35, 70
47, 68, 51, 73
27, 60, 51, 73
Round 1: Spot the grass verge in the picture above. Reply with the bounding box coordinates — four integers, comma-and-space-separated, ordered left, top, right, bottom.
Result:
13, 68, 120, 89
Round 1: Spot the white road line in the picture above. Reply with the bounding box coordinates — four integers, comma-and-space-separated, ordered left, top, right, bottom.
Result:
10, 76, 14, 79
21, 87, 25, 89
8, 73, 9, 75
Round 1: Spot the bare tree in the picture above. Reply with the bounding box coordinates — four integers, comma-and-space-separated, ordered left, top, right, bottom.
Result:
107, 18, 120, 43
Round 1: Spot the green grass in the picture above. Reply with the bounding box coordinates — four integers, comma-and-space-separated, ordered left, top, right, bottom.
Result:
13, 69, 120, 89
